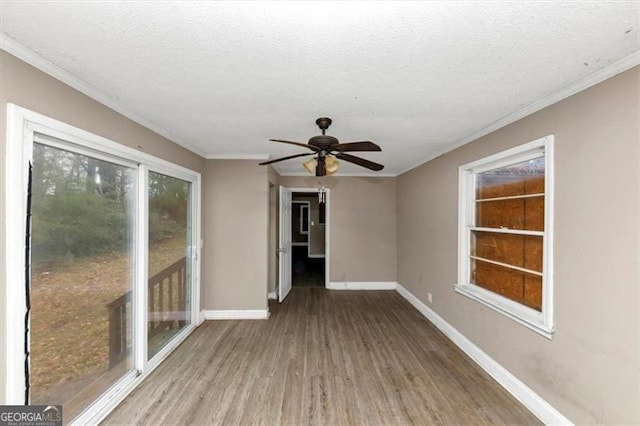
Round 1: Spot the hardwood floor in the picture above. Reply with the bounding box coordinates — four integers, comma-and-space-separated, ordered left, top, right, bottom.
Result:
103, 288, 540, 425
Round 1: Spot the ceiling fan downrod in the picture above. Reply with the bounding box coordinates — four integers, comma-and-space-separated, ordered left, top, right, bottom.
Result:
315, 155, 326, 176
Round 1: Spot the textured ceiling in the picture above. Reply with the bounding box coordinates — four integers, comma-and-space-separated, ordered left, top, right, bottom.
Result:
1, 1, 638, 175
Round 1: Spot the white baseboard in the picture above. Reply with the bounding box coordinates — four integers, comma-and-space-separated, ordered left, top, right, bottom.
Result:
328, 281, 398, 290
198, 309, 206, 325
203, 309, 270, 320
395, 283, 572, 425
267, 291, 277, 300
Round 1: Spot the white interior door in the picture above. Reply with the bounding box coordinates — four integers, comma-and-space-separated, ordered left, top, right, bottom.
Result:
279, 186, 293, 302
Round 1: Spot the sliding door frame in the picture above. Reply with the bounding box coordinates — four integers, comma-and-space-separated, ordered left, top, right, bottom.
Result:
144, 166, 200, 371
3, 104, 201, 424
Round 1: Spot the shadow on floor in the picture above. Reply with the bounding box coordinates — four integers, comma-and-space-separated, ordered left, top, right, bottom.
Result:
292, 245, 324, 287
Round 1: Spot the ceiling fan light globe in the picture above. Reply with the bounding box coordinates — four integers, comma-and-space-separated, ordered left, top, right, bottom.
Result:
325, 156, 339, 174
303, 158, 317, 174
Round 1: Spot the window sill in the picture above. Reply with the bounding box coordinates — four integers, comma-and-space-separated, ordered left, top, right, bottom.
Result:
454, 284, 554, 339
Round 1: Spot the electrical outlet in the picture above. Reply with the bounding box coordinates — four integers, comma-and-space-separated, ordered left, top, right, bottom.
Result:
427, 292, 433, 304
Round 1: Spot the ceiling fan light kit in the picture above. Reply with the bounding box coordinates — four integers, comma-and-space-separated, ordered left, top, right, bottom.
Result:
325, 155, 339, 174
259, 117, 384, 176
303, 157, 318, 174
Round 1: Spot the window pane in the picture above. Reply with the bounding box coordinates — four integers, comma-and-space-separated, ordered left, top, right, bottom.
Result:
471, 259, 542, 311
471, 231, 543, 273
292, 203, 308, 243
30, 143, 135, 418
524, 274, 542, 311
148, 172, 191, 359
475, 157, 545, 231
475, 196, 544, 231
476, 157, 545, 200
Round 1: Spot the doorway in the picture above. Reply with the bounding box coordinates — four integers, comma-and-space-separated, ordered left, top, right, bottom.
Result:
291, 193, 325, 287
277, 187, 330, 302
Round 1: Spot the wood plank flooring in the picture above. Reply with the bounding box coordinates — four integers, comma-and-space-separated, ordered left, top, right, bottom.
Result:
103, 288, 540, 425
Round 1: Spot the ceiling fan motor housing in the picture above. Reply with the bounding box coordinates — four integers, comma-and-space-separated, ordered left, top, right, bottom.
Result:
308, 135, 339, 150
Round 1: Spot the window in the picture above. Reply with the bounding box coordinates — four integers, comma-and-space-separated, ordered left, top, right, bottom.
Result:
456, 135, 554, 338
5, 104, 201, 424
300, 203, 309, 234
291, 201, 309, 244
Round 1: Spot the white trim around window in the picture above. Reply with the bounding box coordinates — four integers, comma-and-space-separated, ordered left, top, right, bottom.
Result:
455, 135, 554, 339
3, 103, 202, 424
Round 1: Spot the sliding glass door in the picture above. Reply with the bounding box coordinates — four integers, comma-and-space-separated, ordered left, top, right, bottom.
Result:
29, 141, 136, 420
5, 105, 201, 424
147, 171, 192, 359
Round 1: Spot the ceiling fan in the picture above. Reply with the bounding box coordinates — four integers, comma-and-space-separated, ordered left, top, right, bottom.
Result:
259, 117, 384, 176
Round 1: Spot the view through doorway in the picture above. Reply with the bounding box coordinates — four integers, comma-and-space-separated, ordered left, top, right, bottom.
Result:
291, 192, 326, 288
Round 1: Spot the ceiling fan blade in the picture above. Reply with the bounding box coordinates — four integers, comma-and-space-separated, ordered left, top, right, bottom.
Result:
331, 141, 382, 152
269, 139, 320, 152
335, 153, 385, 171
259, 152, 315, 166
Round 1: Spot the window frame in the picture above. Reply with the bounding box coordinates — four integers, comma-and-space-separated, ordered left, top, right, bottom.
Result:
4, 103, 202, 423
455, 135, 554, 339
300, 203, 310, 235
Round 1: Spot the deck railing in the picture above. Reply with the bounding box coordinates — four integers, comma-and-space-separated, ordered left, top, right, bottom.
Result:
106, 256, 187, 367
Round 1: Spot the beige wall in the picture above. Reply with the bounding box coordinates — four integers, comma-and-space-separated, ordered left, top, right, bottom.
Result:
203, 160, 269, 310
280, 176, 396, 282
397, 66, 639, 423
0, 51, 205, 403
267, 166, 280, 188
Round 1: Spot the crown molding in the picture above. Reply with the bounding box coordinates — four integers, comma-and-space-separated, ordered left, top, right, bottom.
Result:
205, 154, 271, 160
398, 51, 640, 176
277, 171, 397, 178
0, 33, 208, 158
